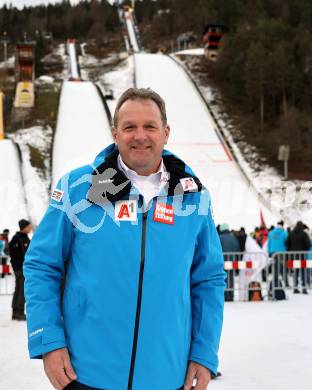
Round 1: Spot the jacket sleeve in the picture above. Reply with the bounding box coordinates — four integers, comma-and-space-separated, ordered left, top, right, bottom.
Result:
286, 234, 290, 250
188, 203, 226, 375
304, 233, 311, 251
23, 176, 73, 359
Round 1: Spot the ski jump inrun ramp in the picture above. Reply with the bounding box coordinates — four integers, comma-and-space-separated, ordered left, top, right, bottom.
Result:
134, 53, 277, 230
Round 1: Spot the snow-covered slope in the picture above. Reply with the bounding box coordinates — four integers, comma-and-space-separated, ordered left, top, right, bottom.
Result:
0, 140, 28, 233
8, 126, 52, 227
52, 81, 112, 188
135, 53, 278, 230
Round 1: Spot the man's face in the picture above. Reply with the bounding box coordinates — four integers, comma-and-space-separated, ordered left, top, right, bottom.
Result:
23, 225, 32, 234
112, 99, 170, 176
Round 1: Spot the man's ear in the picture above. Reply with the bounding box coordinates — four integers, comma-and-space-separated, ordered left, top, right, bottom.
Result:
111, 127, 117, 143
164, 125, 170, 144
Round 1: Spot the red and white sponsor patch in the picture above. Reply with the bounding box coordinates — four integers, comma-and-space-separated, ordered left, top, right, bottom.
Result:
51, 189, 64, 202
180, 177, 198, 192
153, 203, 174, 225
115, 200, 137, 222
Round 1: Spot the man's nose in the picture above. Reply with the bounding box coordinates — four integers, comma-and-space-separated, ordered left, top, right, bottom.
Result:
133, 126, 147, 141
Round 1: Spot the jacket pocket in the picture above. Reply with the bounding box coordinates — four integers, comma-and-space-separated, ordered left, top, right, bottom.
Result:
63, 286, 86, 322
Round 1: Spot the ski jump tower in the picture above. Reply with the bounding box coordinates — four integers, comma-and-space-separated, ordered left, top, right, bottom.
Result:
14, 42, 35, 108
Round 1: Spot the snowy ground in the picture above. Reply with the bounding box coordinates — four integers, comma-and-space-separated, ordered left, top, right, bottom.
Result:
41, 43, 67, 82
174, 48, 204, 56
99, 56, 134, 114
79, 42, 124, 84
0, 295, 51, 389
0, 55, 15, 69
1, 292, 311, 390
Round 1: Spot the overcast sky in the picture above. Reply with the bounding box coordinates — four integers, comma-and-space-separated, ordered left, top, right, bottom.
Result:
0, 0, 115, 9
0, 0, 74, 8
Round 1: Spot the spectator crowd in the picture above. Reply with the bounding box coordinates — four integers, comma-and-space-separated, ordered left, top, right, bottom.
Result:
217, 220, 312, 299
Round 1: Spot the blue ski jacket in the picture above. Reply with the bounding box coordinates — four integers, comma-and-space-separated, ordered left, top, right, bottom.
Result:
268, 226, 288, 255
24, 144, 226, 390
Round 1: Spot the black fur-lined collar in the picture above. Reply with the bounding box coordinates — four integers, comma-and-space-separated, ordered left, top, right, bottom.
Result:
88, 149, 204, 204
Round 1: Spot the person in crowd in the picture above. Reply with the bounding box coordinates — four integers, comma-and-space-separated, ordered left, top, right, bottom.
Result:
238, 231, 266, 301
219, 223, 240, 302
0, 229, 11, 277
268, 221, 288, 256
304, 227, 312, 288
24, 88, 225, 390
257, 225, 268, 248
268, 221, 289, 286
0, 235, 4, 254
286, 221, 310, 294
0, 234, 5, 278
251, 227, 260, 241
235, 227, 247, 253
9, 219, 32, 320
1, 229, 10, 255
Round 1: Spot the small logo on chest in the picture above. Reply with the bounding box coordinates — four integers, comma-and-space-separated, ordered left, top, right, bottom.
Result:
180, 177, 198, 192
115, 200, 137, 222
153, 203, 174, 225
51, 189, 64, 202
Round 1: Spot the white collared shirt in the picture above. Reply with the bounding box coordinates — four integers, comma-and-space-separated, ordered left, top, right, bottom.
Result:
117, 155, 169, 205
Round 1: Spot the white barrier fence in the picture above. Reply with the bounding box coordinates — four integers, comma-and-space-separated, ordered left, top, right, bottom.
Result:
271, 251, 312, 298
1, 251, 311, 300
224, 251, 312, 301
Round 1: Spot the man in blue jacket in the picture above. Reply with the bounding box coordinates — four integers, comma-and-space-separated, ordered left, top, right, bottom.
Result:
268, 221, 288, 256
24, 88, 226, 390
268, 221, 288, 287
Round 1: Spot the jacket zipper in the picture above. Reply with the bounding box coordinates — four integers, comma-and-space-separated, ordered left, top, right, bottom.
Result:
127, 209, 148, 390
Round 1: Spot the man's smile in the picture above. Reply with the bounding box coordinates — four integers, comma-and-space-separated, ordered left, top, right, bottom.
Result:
130, 146, 152, 151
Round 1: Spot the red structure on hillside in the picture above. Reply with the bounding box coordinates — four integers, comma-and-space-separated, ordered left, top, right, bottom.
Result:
15, 42, 35, 82
14, 42, 35, 108
202, 23, 225, 61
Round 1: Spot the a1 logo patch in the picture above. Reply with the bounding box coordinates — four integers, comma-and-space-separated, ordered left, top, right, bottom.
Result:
115, 200, 137, 222
153, 203, 174, 225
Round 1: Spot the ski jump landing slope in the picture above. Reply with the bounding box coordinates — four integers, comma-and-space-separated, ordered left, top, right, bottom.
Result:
0, 140, 28, 233
52, 81, 112, 188
135, 53, 277, 230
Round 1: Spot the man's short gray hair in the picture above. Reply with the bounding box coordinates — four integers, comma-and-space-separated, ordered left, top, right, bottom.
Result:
113, 88, 167, 128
